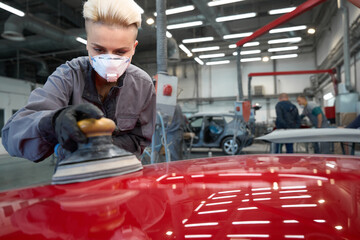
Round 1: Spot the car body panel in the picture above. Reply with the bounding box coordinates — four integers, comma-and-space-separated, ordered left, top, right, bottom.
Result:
1, 154, 360, 239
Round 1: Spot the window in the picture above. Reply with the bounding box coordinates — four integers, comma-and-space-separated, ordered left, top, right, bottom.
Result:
0, 109, 4, 137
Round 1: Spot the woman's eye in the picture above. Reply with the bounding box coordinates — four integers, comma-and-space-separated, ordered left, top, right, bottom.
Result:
94, 48, 104, 53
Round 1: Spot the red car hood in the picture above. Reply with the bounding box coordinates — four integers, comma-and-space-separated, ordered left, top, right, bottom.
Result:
1, 154, 360, 240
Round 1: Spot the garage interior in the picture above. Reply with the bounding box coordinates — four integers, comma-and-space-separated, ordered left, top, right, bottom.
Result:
0, 0, 360, 191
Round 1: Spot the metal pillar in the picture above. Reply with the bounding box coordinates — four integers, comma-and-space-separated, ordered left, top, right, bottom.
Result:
340, 0, 352, 91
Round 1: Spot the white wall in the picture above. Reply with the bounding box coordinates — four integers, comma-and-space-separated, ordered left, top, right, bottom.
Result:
0, 76, 41, 123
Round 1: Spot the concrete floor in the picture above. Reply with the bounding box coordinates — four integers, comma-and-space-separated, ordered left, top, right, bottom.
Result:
0, 142, 269, 192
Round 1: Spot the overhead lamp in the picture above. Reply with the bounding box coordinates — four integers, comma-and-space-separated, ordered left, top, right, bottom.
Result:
308, 28, 316, 34
208, 0, 245, 7
229, 41, 259, 48
223, 32, 252, 40
270, 54, 298, 60
0, 2, 25, 17
167, 21, 203, 29
179, 44, 193, 57
194, 57, 204, 65
76, 37, 87, 45
262, 56, 270, 62
166, 31, 173, 38
268, 7, 296, 15
269, 25, 307, 34
183, 37, 214, 43
240, 49, 261, 55
268, 46, 299, 52
199, 53, 225, 59
268, 37, 302, 44
154, 5, 195, 16
146, 18, 155, 25
192, 46, 220, 52
216, 12, 256, 22
206, 60, 230, 65
240, 57, 262, 62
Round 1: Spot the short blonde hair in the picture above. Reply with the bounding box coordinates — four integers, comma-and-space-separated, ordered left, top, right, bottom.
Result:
83, 0, 141, 28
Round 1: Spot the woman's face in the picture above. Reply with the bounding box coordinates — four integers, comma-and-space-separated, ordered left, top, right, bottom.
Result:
86, 21, 138, 59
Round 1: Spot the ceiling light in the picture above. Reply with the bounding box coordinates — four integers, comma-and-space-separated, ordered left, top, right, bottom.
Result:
308, 28, 316, 34
270, 54, 298, 60
192, 46, 220, 52
167, 21, 203, 30
270, 25, 307, 34
268, 7, 296, 15
240, 57, 262, 62
216, 12, 256, 22
199, 53, 225, 59
206, 60, 230, 65
208, 0, 245, 7
240, 49, 261, 55
0, 2, 25, 17
166, 31, 173, 38
146, 18, 155, 25
183, 37, 214, 43
323, 92, 334, 100
194, 57, 204, 65
229, 41, 259, 48
262, 56, 270, 62
268, 46, 299, 52
154, 5, 195, 16
268, 37, 302, 44
179, 44, 193, 57
76, 37, 87, 45
229, 44, 237, 48
223, 32, 253, 40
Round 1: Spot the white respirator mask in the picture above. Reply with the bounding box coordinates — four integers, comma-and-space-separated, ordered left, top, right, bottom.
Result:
90, 54, 130, 82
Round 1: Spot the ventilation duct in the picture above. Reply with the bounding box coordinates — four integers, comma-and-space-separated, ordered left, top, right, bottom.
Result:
1, 15, 25, 41
167, 37, 180, 62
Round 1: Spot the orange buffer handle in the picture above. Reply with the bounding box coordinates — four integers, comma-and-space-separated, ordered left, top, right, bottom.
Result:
77, 118, 116, 137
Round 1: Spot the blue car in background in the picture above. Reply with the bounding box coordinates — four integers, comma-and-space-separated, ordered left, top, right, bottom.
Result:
186, 113, 254, 155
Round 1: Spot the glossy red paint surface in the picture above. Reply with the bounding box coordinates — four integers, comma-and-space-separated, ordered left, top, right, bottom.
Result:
1, 154, 360, 240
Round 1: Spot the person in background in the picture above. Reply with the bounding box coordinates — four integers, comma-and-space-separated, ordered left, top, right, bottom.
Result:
275, 93, 300, 153
2, 0, 156, 162
297, 94, 330, 154
346, 114, 360, 129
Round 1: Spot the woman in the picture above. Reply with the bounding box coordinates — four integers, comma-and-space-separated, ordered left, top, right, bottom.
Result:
2, 0, 156, 161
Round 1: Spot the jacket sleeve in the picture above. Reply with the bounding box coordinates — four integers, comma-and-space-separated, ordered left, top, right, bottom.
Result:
113, 83, 156, 158
294, 107, 301, 128
1, 64, 74, 162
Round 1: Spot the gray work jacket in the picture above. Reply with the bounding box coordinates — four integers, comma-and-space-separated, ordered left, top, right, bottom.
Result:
2, 56, 156, 161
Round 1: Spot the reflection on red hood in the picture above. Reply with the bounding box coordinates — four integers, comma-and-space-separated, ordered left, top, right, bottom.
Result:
1, 154, 360, 240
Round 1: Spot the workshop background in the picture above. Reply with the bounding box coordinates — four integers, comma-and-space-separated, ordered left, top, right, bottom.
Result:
0, 0, 360, 190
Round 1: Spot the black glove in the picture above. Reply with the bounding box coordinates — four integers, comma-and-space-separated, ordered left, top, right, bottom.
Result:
54, 103, 103, 152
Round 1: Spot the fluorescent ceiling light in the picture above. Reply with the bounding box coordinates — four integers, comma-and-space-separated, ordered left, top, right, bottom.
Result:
268, 37, 302, 44
223, 32, 252, 40
179, 44, 193, 57
192, 46, 220, 52
166, 31, 173, 38
229, 41, 259, 48
199, 53, 225, 59
208, 0, 245, 7
183, 37, 214, 43
76, 37, 87, 45
270, 25, 307, 34
308, 28, 316, 34
154, 5, 195, 16
194, 57, 204, 65
268, 46, 299, 52
269, 7, 296, 15
206, 60, 230, 65
216, 12, 256, 22
240, 49, 261, 55
240, 57, 262, 62
262, 56, 270, 62
167, 21, 203, 30
270, 54, 298, 60
0, 2, 25, 17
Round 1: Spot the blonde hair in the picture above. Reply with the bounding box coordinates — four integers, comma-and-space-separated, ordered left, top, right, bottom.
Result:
83, 0, 141, 28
